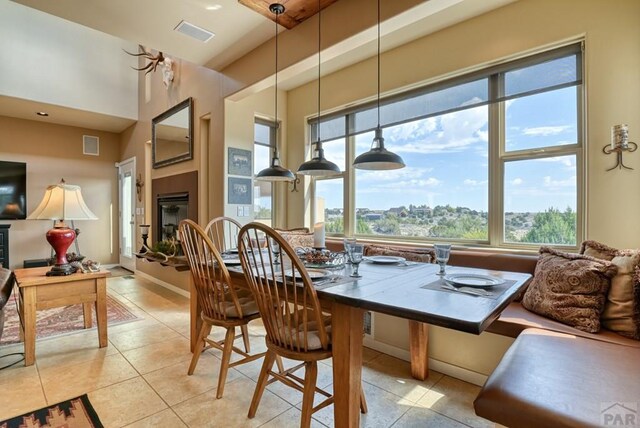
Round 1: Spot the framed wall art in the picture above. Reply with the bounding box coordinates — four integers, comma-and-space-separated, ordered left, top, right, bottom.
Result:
228, 147, 252, 177
228, 177, 252, 205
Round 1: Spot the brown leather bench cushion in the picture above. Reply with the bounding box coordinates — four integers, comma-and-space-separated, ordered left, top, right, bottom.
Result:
474, 328, 640, 428
489, 302, 640, 348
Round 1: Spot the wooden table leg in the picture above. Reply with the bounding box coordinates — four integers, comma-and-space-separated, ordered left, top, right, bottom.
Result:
22, 287, 37, 366
95, 277, 108, 348
409, 320, 429, 380
189, 275, 201, 353
332, 302, 364, 428
83, 302, 93, 328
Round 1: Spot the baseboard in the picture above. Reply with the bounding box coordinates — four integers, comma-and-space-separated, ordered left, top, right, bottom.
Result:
363, 336, 488, 387
102, 263, 119, 269
135, 271, 190, 298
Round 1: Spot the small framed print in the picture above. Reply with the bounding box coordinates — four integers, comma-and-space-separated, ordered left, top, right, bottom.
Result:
228, 177, 252, 205
228, 147, 252, 177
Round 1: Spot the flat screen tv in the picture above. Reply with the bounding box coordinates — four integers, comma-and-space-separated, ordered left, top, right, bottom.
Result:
0, 161, 27, 220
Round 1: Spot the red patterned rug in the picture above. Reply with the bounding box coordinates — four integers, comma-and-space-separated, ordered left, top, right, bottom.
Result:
0, 394, 103, 428
0, 294, 139, 346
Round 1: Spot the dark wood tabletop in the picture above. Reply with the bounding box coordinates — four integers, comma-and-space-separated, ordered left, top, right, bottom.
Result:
314, 262, 531, 335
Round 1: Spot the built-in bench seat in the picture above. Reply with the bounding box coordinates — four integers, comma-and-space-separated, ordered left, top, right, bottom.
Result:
474, 328, 640, 428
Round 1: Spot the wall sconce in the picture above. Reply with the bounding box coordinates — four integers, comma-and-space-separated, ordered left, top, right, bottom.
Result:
289, 174, 301, 192
603, 124, 637, 171
136, 174, 144, 202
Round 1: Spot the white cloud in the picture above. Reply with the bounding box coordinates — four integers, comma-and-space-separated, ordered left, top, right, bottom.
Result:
463, 179, 488, 186
543, 175, 576, 188
511, 178, 523, 186
522, 125, 571, 136
357, 166, 433, 183
381, 105, 488, 155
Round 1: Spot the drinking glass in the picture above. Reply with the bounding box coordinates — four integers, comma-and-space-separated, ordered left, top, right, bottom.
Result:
343, 237, 357, 263
434, 244, 451, 276
270, 239, 281, 265
348, 243, 364, 278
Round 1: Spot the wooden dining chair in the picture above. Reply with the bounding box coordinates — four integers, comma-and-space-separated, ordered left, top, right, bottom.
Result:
179, 219, 265, 399
204, 216, 252, 352
238, 223, 367, 428
205, 216, 242, 254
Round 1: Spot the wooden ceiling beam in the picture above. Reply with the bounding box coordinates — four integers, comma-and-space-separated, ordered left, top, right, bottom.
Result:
238, 0, 339, 29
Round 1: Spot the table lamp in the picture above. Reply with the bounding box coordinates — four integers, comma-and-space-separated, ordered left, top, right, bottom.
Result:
27, 179, 98, 276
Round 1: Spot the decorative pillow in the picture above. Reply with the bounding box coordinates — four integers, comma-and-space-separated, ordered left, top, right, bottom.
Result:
364, 244, 435, 264
580, 240, 640, 339
276, 230, 314, 249
522, 247, 617, 333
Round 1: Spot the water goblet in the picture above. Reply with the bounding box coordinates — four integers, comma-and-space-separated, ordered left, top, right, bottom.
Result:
270, 239, 281, 265
434, 244, 451, 276
348, 243, 364, 278
343, 237, 357, 263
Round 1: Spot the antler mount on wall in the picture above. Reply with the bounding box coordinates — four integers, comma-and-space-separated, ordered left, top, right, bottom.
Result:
124, 45, 174, 87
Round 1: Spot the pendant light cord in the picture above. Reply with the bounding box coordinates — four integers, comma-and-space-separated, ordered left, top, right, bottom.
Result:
377, 0, 381, 129
316, 0, 322, 153
274, 8, 280, 160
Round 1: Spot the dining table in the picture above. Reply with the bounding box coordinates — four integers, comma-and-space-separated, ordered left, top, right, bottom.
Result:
188, 255, 531, 428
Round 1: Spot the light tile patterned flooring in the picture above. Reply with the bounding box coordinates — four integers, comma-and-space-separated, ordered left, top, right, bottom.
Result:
0, 275, 492, 427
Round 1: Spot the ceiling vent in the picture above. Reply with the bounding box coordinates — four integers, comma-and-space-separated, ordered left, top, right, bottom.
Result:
83, 135, 99, 156
174, 20, 215, 42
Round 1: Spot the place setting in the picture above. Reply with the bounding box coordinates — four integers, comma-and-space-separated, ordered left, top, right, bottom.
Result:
420, 244, 516, 298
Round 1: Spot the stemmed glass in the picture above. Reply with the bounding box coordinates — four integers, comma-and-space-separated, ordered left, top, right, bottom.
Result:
270, 239, 281, 265
348, 243, 364, 278
434, 244, 451, 276
343, 237, 357, 263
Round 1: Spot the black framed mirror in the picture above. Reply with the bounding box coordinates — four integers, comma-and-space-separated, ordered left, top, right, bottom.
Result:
152, 97, 193, 168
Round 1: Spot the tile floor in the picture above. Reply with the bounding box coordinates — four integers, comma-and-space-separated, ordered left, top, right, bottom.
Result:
0, 275, 492, 427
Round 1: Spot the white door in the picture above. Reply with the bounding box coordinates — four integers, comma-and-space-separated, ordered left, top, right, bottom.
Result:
118, 157, 136, 272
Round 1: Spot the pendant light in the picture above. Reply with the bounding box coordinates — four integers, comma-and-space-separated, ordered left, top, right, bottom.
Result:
297, 0, 341, 177
353, 0, 405, 170
255, 3, 295, 182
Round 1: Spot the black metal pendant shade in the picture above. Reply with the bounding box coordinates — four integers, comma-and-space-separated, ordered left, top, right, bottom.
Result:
255, 3, 295, 182
298, 146, 341, 176
353, 127, 405, 170
256, 155, 296, 181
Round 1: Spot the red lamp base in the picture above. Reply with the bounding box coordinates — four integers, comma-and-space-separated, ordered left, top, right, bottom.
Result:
46, 226, 76, 276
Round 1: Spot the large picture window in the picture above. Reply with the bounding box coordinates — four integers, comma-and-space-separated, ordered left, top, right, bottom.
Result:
309, 43, 583, 248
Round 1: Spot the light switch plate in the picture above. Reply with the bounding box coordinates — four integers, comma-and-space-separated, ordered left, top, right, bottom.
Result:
237, 206, 243, 216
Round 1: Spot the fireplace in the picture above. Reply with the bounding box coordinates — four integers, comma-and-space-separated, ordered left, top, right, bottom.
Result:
151, 171, 198, 245
157, 193, 188, 241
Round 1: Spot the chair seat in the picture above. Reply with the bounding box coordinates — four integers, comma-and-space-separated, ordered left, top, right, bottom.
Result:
279, 313, 332, 350
224, 295, 259, 317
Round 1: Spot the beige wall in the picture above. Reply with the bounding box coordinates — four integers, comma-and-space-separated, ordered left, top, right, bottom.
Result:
224, 88, 289, 227
0, 116, 120, 269
120, 55, 229, 291
284, 0, 640, 375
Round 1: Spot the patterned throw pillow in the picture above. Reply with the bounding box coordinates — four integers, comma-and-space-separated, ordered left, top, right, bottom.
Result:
580, 240, 640, 340
522, 247, 617, 333
364, 244, 435, 263
276, 230, 314, 250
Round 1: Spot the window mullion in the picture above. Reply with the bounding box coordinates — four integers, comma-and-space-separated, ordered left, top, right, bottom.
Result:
345, 114, 355, 236
489, 74, 504, 247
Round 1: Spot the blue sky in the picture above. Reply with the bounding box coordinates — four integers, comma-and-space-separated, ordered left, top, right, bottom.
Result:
317, 86, 578, 213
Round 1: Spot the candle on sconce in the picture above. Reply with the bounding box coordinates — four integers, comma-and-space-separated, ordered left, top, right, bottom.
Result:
612, 124, 629, 150
313, 222, 325, 249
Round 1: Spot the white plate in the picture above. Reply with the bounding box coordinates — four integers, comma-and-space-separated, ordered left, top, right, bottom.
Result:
367, 255, 406, 264
222, 258, 242, 266
283, 268, 330, 280
444, 273, 504, 288
226, 248, 239, 254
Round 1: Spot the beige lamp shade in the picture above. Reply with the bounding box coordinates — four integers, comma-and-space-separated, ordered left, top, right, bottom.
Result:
27, 181, 98, 221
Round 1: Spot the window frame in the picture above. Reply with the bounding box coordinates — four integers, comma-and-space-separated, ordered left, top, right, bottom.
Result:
254, 117, 278, 224
308, 42, 585, 250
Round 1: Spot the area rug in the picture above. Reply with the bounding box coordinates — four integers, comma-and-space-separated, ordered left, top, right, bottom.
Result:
0, 394, 103, 428
0, 294, 139, 346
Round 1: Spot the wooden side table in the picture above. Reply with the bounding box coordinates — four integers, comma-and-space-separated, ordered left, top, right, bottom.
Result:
14, 267, 109, 366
